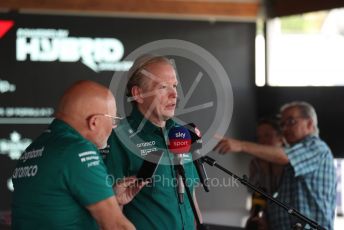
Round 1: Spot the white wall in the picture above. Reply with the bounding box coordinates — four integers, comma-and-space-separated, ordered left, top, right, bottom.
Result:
196, 151, 253, 227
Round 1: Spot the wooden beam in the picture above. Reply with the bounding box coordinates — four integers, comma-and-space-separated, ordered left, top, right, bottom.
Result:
268, 0, 344, 18
0, 0, 259, 20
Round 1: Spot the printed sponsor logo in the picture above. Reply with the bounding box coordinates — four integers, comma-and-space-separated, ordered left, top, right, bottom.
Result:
136, 141, 156, 148
0, 79, 16, 93
16, 28, 133, 72
0, 20, 14, 39
0, 131, 32, 160
0, 107, 54, 117
140, 147, 158, 156
12, 165, 38, 178
136, 141, 157, 156
78, 151, 100, 168
19, 147, 44, 162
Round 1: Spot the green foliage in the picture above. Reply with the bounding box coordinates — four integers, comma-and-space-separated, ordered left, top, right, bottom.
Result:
280, 11, 328, 34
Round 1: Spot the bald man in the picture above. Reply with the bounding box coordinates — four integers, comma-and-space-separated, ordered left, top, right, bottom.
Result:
12, 81, 140, 230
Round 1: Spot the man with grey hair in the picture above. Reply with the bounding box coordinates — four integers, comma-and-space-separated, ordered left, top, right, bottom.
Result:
280, 101, 319, 137
214, 101, 336, 230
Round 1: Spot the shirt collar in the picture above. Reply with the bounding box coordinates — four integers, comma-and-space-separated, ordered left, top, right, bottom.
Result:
288, 134, 317, 147
303, 134, 317, 142
50, 118, 86, 140
130, 106, 175, 134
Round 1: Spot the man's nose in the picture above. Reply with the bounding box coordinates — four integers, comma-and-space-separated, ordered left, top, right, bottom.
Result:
169, 87, 177, 98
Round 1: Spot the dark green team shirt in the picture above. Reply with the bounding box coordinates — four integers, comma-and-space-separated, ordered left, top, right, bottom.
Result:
104, 106, 199, 230
12, 119, 114, 230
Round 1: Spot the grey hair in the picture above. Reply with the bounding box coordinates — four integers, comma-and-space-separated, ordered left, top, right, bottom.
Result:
280, 101, 319, 136
126, 54, 172, 99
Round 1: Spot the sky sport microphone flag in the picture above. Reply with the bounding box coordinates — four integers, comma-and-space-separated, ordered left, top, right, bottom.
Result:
185, 123, 202, 151
167, 126, 192, 154
167, 126, 192, 204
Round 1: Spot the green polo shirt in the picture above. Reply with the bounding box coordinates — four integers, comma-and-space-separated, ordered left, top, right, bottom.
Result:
104, 106, 199, 230
12, 119, 114, 230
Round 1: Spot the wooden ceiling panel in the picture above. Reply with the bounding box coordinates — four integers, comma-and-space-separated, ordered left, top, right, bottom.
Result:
0, 0, 260, 20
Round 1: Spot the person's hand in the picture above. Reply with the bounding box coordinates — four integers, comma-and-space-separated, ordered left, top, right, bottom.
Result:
213, 137, 243, 154
115, 176, 147, 206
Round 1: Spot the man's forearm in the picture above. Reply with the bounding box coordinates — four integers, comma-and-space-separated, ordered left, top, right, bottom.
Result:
241, 141, 289, 165
87, 196, 135, 230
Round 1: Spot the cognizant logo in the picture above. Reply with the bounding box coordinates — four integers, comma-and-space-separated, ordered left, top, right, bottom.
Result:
15, 28, 133, 72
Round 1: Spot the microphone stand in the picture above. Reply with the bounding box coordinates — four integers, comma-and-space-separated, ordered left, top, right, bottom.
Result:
175, 164, 206, 230
193, 153, 210, 192
201, 156, 326, 230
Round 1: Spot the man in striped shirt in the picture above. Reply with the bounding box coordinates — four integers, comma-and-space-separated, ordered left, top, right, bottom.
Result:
215, 101, 336, 230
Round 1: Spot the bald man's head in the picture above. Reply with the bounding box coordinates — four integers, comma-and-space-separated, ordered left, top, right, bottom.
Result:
56, 80, 117, 148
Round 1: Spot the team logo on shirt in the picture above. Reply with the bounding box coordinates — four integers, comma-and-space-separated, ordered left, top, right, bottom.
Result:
12, 147, 44, 179
136, 141, 157, 156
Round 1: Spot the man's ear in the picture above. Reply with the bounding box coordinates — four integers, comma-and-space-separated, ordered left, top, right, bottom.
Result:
306, 118, 314, 132
131, 86, 144, 104
87, 115, 98, 131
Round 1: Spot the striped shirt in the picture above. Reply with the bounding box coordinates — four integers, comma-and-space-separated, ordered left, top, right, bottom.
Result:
268, 135, 336, 230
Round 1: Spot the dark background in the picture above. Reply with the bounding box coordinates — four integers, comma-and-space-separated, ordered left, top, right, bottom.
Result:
2, 11, 343, 229
0, 12, 256, 218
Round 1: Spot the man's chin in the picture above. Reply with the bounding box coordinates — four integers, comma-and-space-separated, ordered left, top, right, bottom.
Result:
162, 112, 174, 120
98, 142, 108, 149
286, 137, 299, 145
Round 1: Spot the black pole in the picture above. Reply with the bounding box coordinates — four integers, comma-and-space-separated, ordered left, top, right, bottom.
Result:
175, 165, 206, 230
202, 156, 326, 230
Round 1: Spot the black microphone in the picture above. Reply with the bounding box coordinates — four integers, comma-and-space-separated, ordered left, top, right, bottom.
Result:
184, 123, 210, 192
168, 126, 192, 204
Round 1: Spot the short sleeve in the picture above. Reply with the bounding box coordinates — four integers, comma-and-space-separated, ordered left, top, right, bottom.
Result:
285, 137, 324, 177
64, 142, 114, 206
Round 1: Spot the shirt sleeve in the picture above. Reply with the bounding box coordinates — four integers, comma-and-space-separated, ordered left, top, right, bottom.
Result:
284, 136, 325, 177
64, 141, 114, 206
